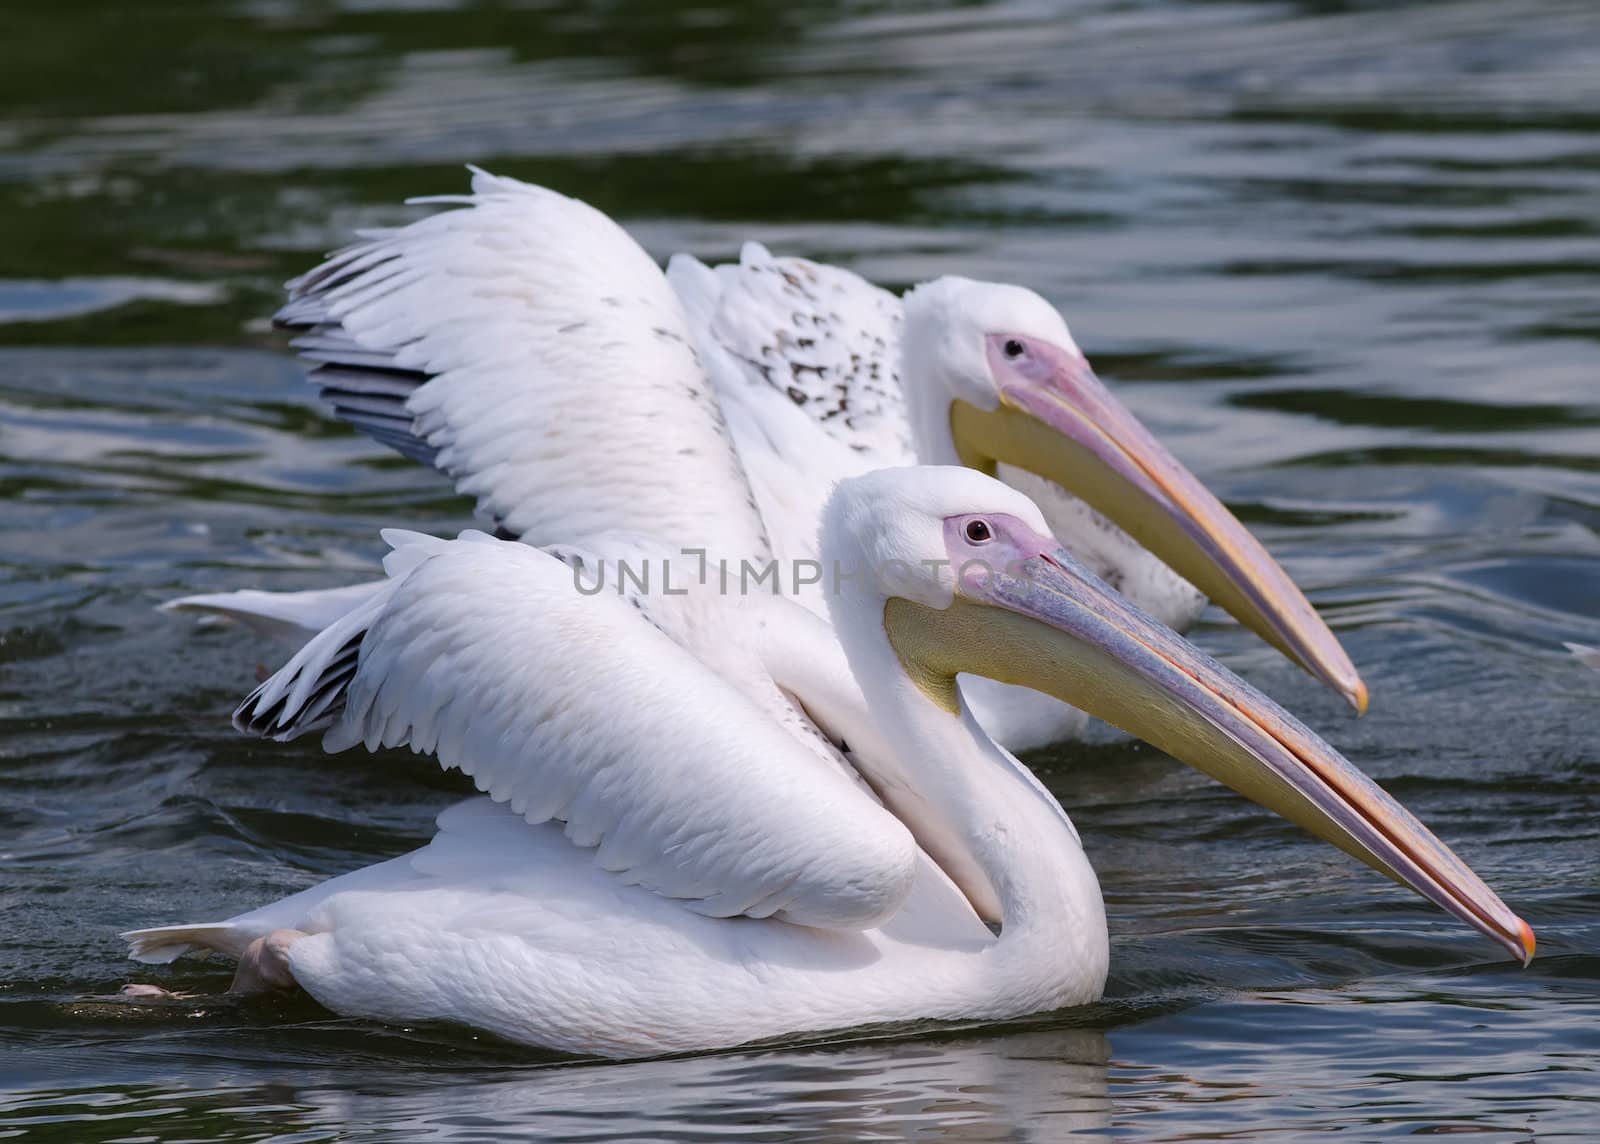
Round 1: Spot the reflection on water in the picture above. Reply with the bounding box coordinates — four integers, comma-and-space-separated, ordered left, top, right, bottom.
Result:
1, 0, 1598, 1139
7, 977, 1596, 1141
6, 1023, 1114, 1142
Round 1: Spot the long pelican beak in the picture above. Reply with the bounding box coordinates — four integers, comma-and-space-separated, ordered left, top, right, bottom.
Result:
884, 521, 1532, 964
949, 335, 1367, 714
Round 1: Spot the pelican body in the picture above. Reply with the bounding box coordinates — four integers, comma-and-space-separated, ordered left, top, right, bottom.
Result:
172, 170, 1363, 752
127, 469, 1531, 1058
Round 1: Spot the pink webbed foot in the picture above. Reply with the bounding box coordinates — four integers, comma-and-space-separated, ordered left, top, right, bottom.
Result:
229, 928, 308, 993
120, 983, 186, 999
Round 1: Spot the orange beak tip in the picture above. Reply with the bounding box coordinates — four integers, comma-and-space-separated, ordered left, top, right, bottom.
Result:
1349, 679, 1370, 717
1516, 918, 1537, 966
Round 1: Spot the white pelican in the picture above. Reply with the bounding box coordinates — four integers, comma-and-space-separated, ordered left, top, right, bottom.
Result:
174, 170, 1363, 751
126, 467, 1531, 1058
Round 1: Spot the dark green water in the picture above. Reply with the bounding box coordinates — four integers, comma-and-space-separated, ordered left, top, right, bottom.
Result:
2, 0, 1597, 1138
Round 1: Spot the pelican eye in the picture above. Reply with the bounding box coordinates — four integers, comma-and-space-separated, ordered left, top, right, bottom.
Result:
964, 519, 993, 544
1003, 338, 1025, 359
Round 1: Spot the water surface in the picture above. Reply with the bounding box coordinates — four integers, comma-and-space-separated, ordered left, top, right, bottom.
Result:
2, 0, 1597, 1139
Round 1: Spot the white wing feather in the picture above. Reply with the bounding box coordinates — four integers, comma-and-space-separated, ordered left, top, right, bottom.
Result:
254, 175, 1143, 755
277, 168, 769, 559
159, 582, 385, 641
1565, 641, 1600, 671
233, 532, 917, 932
669, 243, 911, 568
668, 242, 910, 464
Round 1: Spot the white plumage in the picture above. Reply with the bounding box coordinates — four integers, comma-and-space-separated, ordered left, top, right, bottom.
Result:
240, 529, 916, 930
278, 169, 768, 561
131, 472, 1115, 1056
669, 243, 1205, 624
209, 170, 1250, 750
130, 469, 1529, 1054
1566, 641, 1600, 671
134, 797, 1027, 1059
665, 244, 898, 575
128, 175, 1521, 1055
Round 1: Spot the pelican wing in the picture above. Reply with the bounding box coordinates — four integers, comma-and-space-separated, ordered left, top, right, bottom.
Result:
668, 242, 911, 465
234, 531, 917, 932
667, 243, 911, 565
276, 169, 769, 560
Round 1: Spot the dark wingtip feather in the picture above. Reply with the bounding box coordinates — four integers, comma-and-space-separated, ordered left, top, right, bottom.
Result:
234, 635, 362, 740
273, 248, 441, 467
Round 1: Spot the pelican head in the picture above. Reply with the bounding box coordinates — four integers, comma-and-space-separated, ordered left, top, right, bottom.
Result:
900, 278, 1367, 715
823, 466, 1533, 965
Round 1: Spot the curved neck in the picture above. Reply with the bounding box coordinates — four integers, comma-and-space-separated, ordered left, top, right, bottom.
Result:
898, 318, 962, 469
871, 666, 1102, 943
818, 517, 1108, 988
898, 353, 966, 470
